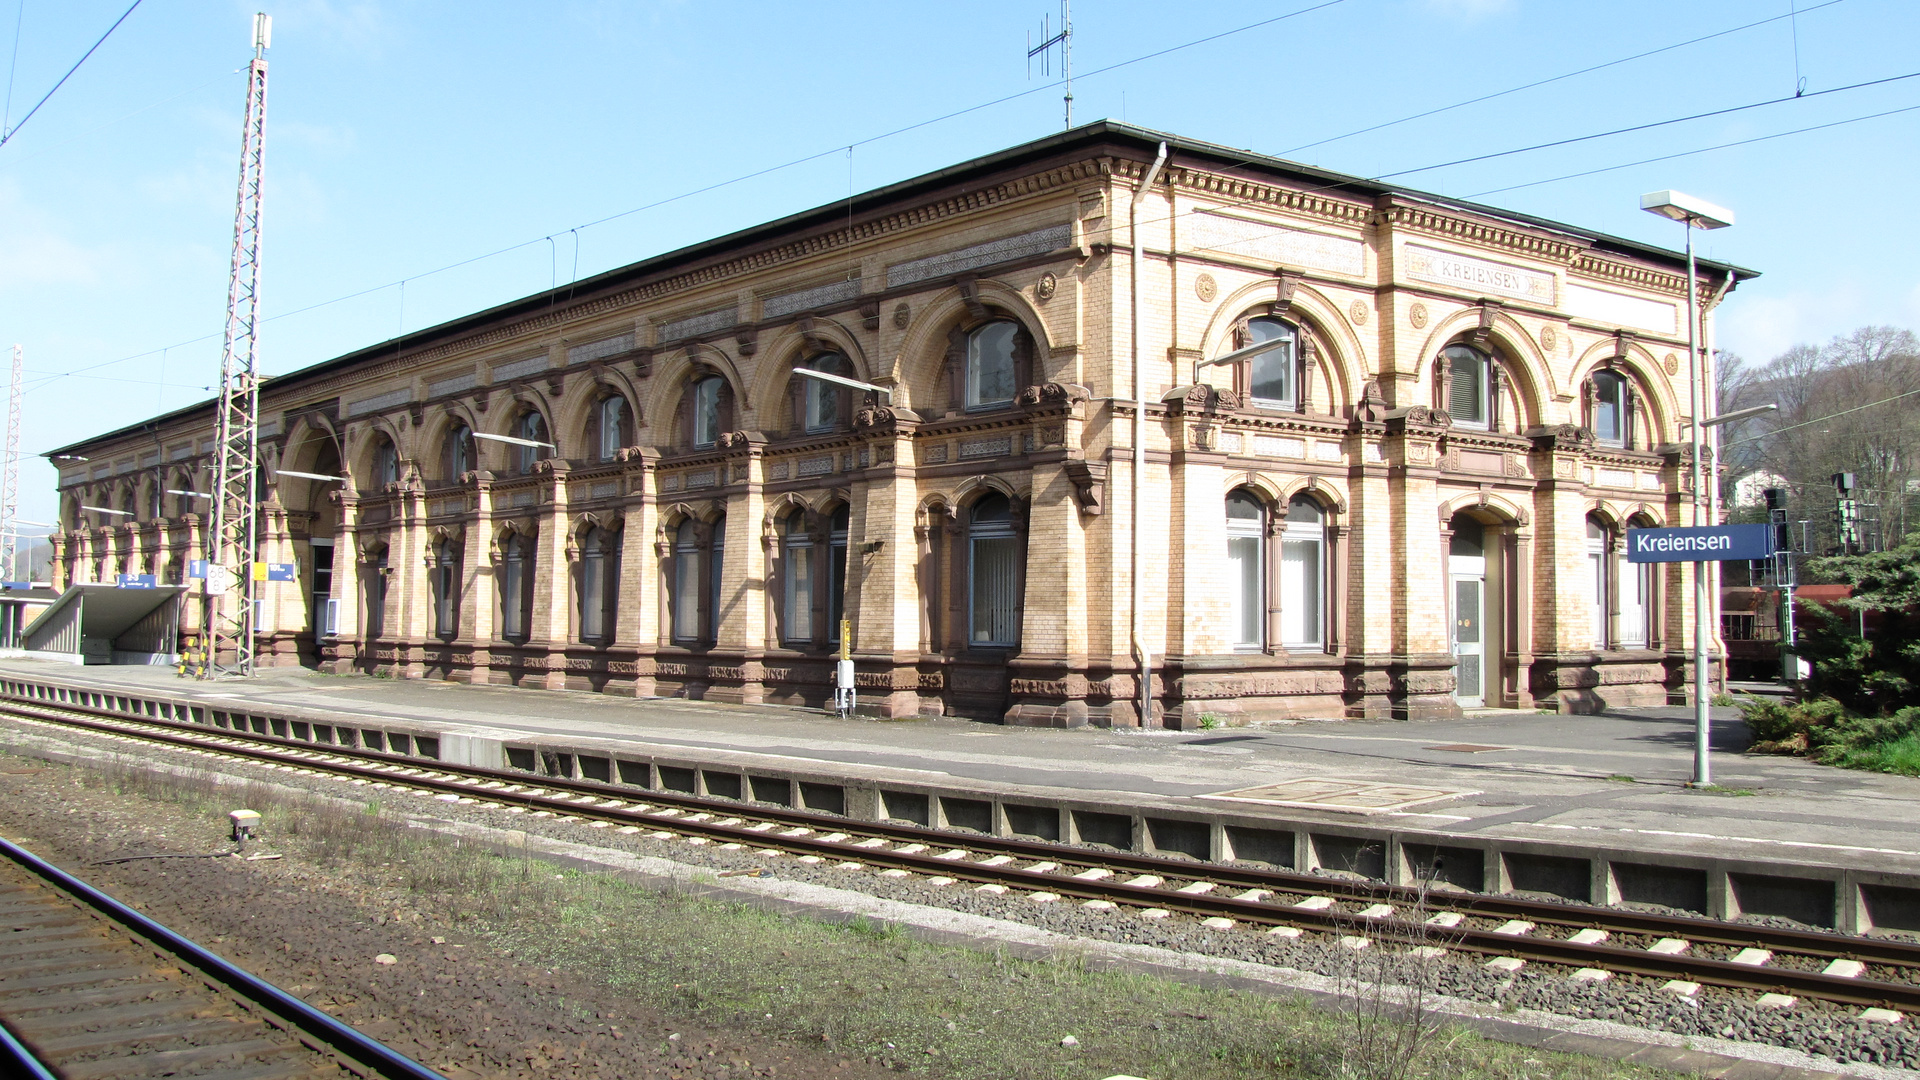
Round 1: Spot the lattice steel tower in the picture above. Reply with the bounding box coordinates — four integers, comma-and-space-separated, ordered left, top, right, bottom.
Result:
202, 13, 271, 679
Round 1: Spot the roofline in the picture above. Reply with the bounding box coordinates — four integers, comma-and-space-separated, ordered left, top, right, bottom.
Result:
48, 120, 1759, 457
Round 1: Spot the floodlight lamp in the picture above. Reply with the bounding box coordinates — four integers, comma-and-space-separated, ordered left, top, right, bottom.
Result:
1640, 190, 1734, 230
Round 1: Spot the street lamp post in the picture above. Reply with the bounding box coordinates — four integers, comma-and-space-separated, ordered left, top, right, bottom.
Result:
1641, 190, 1734, 787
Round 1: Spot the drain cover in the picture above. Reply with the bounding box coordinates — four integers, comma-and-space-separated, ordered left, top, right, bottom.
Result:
1196, 777, 1477, 814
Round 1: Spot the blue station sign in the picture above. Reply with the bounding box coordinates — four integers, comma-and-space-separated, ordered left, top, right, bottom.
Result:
1626, 524, 1774, 564
115, 573, 157, 589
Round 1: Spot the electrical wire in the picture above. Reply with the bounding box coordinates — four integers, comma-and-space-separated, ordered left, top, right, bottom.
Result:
1723, 386, 1920, 447
1281, 0, 1849, 156
0, 0, 141, 149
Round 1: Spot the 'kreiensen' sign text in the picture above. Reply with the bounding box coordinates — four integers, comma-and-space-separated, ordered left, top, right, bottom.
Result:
1626, 524, 1774, 563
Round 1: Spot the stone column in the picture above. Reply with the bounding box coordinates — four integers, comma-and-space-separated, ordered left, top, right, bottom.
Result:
389, 476, 430, 678
328, 487, 361, 671
1528, 424, 1599, 710
1006, 387, 1096, 727
716, 432, 767, 704
1383, 407, 1457, 720
463, 473, 496, 683
613, 449, 656, 697
845, 406, 925, 717
531, 459, 572, 690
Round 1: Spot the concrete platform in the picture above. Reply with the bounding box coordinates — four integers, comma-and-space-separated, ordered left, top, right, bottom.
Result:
5, 658, 1917, 935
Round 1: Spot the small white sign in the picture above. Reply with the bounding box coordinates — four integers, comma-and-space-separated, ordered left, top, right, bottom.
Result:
205, 564, 236, 596
1405, 245, 1554, 303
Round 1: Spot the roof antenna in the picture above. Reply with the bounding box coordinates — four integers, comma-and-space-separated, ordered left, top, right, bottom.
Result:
1027, 0, 1072, 130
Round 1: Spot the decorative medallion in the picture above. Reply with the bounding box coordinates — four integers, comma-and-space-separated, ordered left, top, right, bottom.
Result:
1663, 352, 1680, 375
1194, 273, 1218, 302
1036, 272, 1058, 301
892, 302, 911, 330
1539, 325, 1557, 353
1409, 302, 1429, 329
1348, 299, 1369, 326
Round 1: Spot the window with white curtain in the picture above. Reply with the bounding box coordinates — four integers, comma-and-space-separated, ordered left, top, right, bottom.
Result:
513, 410, 551, 475
445, 422, 474, 480
782, 511, 812, 644
801, 355, 847, 433
1592, 370, 1630, 446
596, 396, 629, 462
968, 494, 1020, 645
1620, 551, 1650, 647
1281, 496, 1325, 649
373, 437, 399, 488
1225, 491, 1264, 650
692, 377, 722, 448
708, 515, 726, 642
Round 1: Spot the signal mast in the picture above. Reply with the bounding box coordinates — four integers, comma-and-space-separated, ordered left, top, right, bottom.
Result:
202, 12, 271, 678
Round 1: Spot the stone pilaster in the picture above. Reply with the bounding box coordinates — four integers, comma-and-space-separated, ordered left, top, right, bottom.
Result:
463, 473, 496, 682
1527, 424, 1598, 710
1006, 384, 1092, 726
849, 403, 925, 718
531, 459, 571, 690
1384, 406, 1458, 720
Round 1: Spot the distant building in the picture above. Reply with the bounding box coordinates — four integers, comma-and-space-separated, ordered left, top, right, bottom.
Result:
44, 123, 1754, 722
1731, 470, 1789, 508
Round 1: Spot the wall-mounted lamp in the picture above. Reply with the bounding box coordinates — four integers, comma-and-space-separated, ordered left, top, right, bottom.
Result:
472, 432, 557, 449
793, 367, 893, 402
275, 470, 347, 483
81, 505, 132, 517
1189, 335, 1293, 386
859, 539, 884, 555
166, 488, 214, 499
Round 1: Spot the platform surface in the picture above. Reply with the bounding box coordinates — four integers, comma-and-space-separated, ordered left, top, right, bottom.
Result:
5, 659, 1914, 874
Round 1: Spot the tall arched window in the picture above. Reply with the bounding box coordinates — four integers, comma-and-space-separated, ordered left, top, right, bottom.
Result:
364, 546, 389, 640
672, 520, 702, 642
1591, 370, 1631, 446
691, 376, 724, 449
593, 395, 631, 462
781, 510, 813, 644
708, 514, 726, 643
512, 410, 551, 475
1587, 516, 1609, 648
578, 526, 618, 643
968, 494, 1020, 646
828, 505, 849, 644
966, 321, 1019, 411
1444, 344, 1492, 429
1240, 316, 1297, 409
1225, 491, 1265, 650
373, 436, 400, 489
1281, 496, 1326, 650
429, 538, 459, 641
445, 421, 475, 480
498, 532, 533, 643
1620, 518, 1652, 647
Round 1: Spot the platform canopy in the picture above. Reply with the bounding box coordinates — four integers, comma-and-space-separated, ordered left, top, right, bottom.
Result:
21, 584, 187, 663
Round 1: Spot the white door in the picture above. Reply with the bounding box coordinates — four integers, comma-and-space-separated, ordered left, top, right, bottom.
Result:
1451, 574, 1486, 708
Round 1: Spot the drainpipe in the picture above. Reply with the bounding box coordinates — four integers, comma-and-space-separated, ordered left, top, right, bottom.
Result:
1702, 271, 1736, 693
1131, 142, 1168, 727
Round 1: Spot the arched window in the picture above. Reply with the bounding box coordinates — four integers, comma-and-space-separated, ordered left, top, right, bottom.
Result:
709, 514, 726, 643
578, 526, 618, 643
968, 494, 1021, 646
1238, 316, 1298, 409
966, 321, 1019, 411
429, 538, 459, 641
1225, 491, 1265, 649
1591, 369, 1631, 447
828, 505, 849, 644
1281, 496, 1326, 649
364, 545, 389, 640
445, 421, 475, 480
793, 354, 853, 435
690, 376, 726, 449
145, 482, 163, 521
672, 520, 702, 642
1620, 519, 1651, 647
512, 410, 551, 475
1443, 344, 1492, 429
781, 510, 813, 645
592, 395, 631, 462
372, 436, 400, 488
498, 532, 533, 643
1587, 516, 1609, 648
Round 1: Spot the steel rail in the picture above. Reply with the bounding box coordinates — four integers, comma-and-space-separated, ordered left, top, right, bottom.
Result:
5, 693, 1919, 1011
0, 833, 448, 1080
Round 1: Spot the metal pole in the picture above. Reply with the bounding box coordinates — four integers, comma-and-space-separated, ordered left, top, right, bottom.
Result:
1130, 142, 1166, 729
1686, 223, 1710, 786
1, 344, 20, 583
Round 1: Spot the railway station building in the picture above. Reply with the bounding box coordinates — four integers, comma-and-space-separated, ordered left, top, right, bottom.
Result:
44, 123, 1753, 725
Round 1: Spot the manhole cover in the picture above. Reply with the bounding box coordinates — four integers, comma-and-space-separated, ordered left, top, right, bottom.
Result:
1424, 743, 1512, 753
1196, 777, 1478, 814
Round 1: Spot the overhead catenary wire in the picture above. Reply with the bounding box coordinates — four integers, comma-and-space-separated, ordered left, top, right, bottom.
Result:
0, 0, 142, 149
1722, 386, 1920, 448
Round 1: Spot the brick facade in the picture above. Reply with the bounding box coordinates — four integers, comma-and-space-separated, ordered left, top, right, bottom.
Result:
45, 124, 1751, 724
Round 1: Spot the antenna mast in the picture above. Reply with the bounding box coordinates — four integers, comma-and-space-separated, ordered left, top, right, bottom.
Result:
1, 344, 20, 583
1027, 0, 1073, 130
203, 11, 271, 679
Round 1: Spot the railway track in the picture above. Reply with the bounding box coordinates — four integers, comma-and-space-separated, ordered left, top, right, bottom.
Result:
0, 832, 444, 1080
4, 692, 1916, 1022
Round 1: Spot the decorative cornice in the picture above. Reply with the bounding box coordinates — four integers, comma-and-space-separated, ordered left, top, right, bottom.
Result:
1569, 253, 1691, 298
1158, 164, 1373, 229
1375, 197, 1590, 265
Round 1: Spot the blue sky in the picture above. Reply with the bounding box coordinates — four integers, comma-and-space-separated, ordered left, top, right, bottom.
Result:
2, 0, 1916, 527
